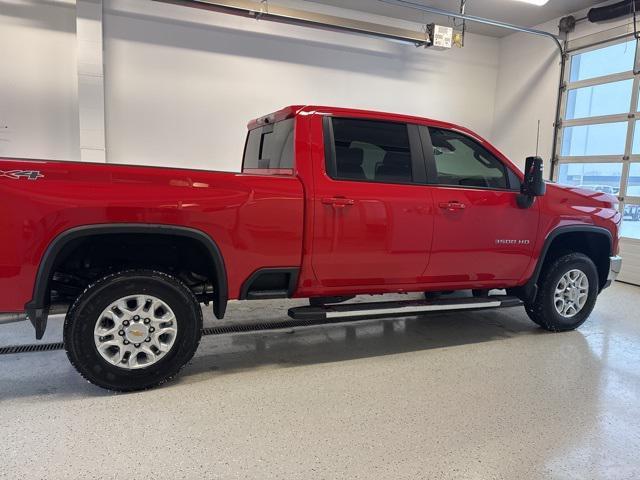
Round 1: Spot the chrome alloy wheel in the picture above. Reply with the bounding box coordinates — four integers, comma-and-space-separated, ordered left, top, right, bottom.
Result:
94, 295, 178, 370
554, 269, 589, 318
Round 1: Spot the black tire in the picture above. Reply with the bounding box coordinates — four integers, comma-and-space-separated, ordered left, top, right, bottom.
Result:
64, 270, 203, 392
525, 252, 599, 332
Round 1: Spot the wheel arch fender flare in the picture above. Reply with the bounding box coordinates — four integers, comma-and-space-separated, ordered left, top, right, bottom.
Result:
521, 225, 613, 302
25, 224, 228, 339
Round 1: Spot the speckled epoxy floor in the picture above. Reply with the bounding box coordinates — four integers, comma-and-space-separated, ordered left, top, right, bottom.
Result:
1, 283, 639, 479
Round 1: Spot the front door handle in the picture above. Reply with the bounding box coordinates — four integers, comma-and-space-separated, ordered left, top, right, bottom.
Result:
439, 201, 466, 211
322, 197, 355, 208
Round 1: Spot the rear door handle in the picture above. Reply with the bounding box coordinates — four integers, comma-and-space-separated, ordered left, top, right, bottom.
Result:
322, 197, 355, 208
439, 201, 466, 211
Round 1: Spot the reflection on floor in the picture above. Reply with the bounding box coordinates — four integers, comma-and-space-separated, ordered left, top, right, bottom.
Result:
1, 283, 639, 479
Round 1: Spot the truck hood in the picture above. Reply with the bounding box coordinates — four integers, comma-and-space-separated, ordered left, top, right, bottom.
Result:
546, 182, 619, 210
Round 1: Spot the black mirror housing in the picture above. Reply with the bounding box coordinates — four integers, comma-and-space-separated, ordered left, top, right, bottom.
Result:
522, 156, 546, 197
517, 156, 546, 209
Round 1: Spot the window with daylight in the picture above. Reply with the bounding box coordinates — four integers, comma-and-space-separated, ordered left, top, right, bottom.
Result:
557, 39, 640, 241
329, 118, 414, 184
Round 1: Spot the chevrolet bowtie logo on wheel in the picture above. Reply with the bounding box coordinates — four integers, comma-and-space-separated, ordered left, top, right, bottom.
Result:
0, 170, 44, 180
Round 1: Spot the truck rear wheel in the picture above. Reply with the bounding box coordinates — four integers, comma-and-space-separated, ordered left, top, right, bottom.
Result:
64, 270, 202, 391
525, 253, 598, 332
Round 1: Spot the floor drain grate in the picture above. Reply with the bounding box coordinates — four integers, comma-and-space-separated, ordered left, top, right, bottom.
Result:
0, 342, 64, 355
1, 317, 378, 355
201, 316, 375, 336
203, 320, 303, 336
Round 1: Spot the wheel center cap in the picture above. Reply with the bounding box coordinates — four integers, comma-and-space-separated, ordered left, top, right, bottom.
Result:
568, 288, 578, 302
125, 323, 149, 343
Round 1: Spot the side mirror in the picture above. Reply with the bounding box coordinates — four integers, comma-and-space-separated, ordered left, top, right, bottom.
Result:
517, 156, 546, 209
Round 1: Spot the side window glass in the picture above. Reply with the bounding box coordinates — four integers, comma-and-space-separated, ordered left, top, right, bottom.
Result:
331, 118, 413, 184
429, 128, 508, 190
507, 167, 522, 192
243, 118, 294, 170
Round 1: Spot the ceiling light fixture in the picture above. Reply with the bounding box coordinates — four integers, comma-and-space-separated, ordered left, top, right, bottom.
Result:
512, 0, 550, 6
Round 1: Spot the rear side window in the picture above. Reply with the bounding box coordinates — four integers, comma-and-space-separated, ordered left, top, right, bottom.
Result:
429, 128, 508, 190
243, 119, 294, 170
329, 118, 413, 184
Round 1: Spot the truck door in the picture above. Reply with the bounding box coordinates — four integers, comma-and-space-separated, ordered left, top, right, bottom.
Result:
421, 126, 539, 283
311, 117, 434, 287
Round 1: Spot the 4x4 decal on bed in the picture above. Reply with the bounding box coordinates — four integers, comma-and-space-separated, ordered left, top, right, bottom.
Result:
0, 170, 44, 180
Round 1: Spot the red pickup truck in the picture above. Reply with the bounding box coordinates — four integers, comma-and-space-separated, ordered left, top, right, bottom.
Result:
0, 105, 622, 391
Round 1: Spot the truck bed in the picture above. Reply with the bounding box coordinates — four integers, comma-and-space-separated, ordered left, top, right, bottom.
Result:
0, 158, 305, 313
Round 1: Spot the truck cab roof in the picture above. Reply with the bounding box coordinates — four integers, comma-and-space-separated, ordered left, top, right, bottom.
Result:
248, 105, 483, 141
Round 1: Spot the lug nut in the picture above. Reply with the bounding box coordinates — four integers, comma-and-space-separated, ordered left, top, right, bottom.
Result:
133, 315, 140, 321
149, 327, 155, 332
144, 318, 150, 324
118, 330, 125, 336
145, 337, 151, 342
124, 340, 130, 345
134, 343, 140, 348
123, 320, 130, 326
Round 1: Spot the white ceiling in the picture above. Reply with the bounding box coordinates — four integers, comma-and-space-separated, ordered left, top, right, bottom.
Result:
306, 0, 601, 37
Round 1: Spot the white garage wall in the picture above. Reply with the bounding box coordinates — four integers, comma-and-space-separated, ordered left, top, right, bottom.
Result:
0, 1, 500, 172
0, 0, 630, 174
491, 18, 560, 172
103, 0, 500, 171
492, 1, 631, 172
0, 0, 79, 161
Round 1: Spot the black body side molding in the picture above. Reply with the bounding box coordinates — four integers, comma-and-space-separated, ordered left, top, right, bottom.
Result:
239, 268, 300, 300
25, 224, 228, 339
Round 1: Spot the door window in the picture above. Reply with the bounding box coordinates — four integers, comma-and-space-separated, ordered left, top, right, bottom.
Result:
328, 118, 414, 184
429, 128, 510, 190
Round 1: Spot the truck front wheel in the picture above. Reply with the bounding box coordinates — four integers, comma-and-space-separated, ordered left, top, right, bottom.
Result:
64, 270, 203, 391
525, 253, 599, 332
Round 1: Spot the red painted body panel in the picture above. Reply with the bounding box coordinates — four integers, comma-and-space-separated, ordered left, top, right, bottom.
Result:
522, 182, 622, 280
308, 112, 433, 287
426, 186, 539, 283
0, 105, 622, 315
291, 106, 620, 298
0, 159, 304, 312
